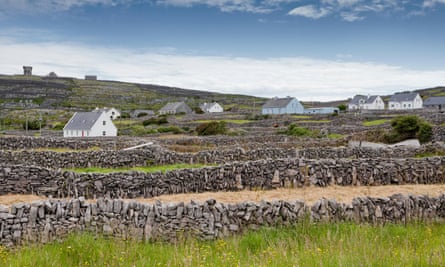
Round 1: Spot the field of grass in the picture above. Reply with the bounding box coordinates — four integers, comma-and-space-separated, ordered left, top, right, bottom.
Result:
66, 163, 214, 174
291, 115, 311, 119
362, 119, 390, 127
327, 133, 344, 139
194, 119, 252, 125
2, 221, 445, 266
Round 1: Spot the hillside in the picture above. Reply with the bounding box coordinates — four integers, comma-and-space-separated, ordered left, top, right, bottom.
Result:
0, 75, 265, 112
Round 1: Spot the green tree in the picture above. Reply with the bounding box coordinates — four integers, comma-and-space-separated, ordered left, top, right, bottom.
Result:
337, 104, 347, 112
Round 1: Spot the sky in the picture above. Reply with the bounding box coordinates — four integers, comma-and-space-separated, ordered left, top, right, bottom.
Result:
1, 0, 445, 101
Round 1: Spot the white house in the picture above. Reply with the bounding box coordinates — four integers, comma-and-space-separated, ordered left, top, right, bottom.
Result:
262, 97, 304, 115
348, 95, 385, 110
200, 102, 223, 113
94, 107, 121, 120
388, 92, 423, 110
63, 111, 117, 137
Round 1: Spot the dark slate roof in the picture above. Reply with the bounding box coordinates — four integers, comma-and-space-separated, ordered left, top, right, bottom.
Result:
389, 92, 418, 102
159, 102, 184, 111
263, 97, 295, 108
349, 95, 367, 105
64, 111, 103, 130
424, 96, 445, 106
366, 95, 378, 104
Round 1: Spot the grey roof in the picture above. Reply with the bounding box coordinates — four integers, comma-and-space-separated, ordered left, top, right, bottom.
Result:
424, 96, 445, 106
160, 102, 185, 111
64, 111, 103, 130
263, 97, 296, 108
389, 92, 418, 102
349, 95, 367, 105
366, 95, 378, 104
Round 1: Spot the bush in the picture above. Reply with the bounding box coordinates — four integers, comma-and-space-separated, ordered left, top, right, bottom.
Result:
196, 121, 227, 136
283, 123, 315, 137
417, 122, 433, 143
142, 117, 168, 126
119, 112, 130, 119
337, 104, 347, 112
137, 112, 148, 118
157, 126, 183, 134
384, 115, 432, 144
23, 119, 46, 130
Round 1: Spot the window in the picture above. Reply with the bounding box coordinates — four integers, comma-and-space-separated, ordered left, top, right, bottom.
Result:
102, 131, 106, 136
103, 120, 106, 126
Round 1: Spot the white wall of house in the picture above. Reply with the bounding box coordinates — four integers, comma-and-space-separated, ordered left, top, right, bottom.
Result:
63, 112, 117, 137
364, 96, 385, 110
388, 94, 423, 110
105, 108, 121, 120
207, 103, 223, 113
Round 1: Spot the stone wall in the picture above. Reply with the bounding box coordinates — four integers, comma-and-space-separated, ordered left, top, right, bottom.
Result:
0, 145, 442, 169
0, 136, 147, 151
1, 194, 445, 247
1, 157, 444, 198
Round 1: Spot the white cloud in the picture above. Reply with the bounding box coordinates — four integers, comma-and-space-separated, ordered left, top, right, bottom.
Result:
288, 0, 416, 21
288, 5, 331, 19
1, 39, 444, 101
424, 0, 445, 7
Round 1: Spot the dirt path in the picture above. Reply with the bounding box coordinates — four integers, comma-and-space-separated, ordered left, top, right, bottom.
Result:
1, 184, 445, 206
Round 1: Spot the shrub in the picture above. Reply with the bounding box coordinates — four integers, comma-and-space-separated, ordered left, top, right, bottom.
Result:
283, 123, 314, 137
337, 104, 347, 112
196, 121, 227, 136
119, 112, 130, 119
23, 119, 46, 130
137, 112, 148, 118
142, 117, 168, 126
157, 126, 183, 134
384, 115, 433, 144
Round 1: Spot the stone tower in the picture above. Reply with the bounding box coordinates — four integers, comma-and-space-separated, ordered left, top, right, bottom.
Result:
23, 66, 32, 76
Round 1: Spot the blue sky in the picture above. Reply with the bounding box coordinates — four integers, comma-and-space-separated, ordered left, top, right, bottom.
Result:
1, 0, 445, 101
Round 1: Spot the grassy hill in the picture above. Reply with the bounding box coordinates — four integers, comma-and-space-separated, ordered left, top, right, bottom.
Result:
0, 75, 265, 112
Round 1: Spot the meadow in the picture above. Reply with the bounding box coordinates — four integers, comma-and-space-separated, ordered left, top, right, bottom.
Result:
2, 221, 445, 266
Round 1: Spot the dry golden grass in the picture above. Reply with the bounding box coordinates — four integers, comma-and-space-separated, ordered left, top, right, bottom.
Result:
2, 184, 444, 206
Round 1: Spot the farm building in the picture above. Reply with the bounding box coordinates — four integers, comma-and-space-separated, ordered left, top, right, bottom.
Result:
388, 92, 423, 110
262, 97, 304, 115
159, 102, 192, 115
63, 111, 117, 137
423, 96, 445, 110
200, 102, 223, 113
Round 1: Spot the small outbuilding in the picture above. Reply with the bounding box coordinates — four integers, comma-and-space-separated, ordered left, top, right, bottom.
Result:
63, 111, 117, 137
423, 96, 445, 110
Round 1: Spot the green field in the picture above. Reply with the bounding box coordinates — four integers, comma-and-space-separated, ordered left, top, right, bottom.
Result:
362, 119, 390, 127
2, 221, 445, 266
66, 163, 214, 174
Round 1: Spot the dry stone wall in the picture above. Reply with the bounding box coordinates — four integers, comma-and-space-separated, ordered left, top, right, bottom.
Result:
1, 194, 445, 247
0, 145, 442, 169
1, 157, 444, 199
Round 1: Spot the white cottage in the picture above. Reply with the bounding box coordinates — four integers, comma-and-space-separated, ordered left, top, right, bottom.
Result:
200, 102, 223, 113
348, 95, 385, 110
63, 111, 117, 137
388, 92, 423, 110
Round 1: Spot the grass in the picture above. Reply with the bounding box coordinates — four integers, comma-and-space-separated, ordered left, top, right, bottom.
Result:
327, 133, 344, 139
3, 221, 445, 266
194, 119, 252, 124
362, 119, 390, 127
291, 115, 311, 119
66, 163, 214, 174
298, 120, 331, 123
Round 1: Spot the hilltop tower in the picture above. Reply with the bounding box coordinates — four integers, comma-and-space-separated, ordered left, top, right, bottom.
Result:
23, 66, 32, 76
